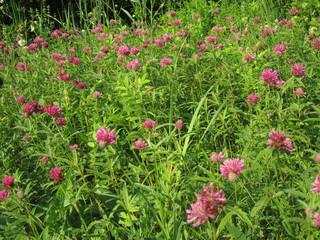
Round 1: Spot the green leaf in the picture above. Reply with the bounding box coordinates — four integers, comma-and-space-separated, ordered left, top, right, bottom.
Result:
251, 195, 269, 217
216, 212, 235, 237
226, 223, 247, 240
227, 206, 252, 226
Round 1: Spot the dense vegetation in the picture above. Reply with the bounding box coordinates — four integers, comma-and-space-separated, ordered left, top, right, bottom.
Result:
1, 0, 320, 239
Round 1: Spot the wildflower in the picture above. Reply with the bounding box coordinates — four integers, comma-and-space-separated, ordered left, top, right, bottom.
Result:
291, 63, 306, 77
127, 59, 142, 70
260, 26, 271, 38
65, 77, 76, 84
56, 118, 67, 126
160, 58, 172, 67
77, 83, 87, 89
83, 47, 91, 52
110, 19, 117, 24
212, 9, 219, 14
70, 144, 80, 151
40, 156, 48, 163
216, 44, 225, 49
213, 27, 223, 32
186, 182, 226, 227
173, 19, 181, 26
68, 57, 80, 65
306, 34, 316, 41
51, 29, 63, 38
253, 18, 260, 24
46, 105, 61, 116
260, 69, 285, 87
205, 36, 220, 43
17, 39, 26, 47
243, 53, 256, 63
118, 45, 130, 55
290, 8, 298, 16
16, 96, 28, 104
41, 42, 49, 47
95, 52, 104, 59
311, 175, 320, 193
197, 44, 206, 51
230, 26, 237, 31
2, 176, 14, 189
226, 16, 233, 21
313, 213, 320, 228
34, 36, 43, 45
118, 56, 125, 62
22, 134, 29, 142
287, 22, 294, 28
168, 11, 176, 17
220, 159, 246, 181
175, 120, 183, 129
27, 44, 39, 52
132, 29, 142, 35
69, 48, 76, 54
210, 152, 225, 162
59, 73, 70, 81
314, 154, 320, 163
142, 120, 156, 129
51, 53, 66, 61
92, 91, 103, 98
242, 29, 249, 35
144, 38, 152, 44
22, 102, 37, 117
96, 128, 116, 147
273, 42, 287, 55
132, 141, 146, 150
36, 105, 45, 114
312, 39, 320, 49
247, 93, 260, 103
101, 46, 109, 53
293, 88, 306, 96
154, 38, 165, 47
0, 189, 10, 202
130, 46, 140, 55
280, 18, 289, 25
120, 31, 128, 36
194, 14, 201, 19
49, 168, 65, 184
267, 130, 295, 152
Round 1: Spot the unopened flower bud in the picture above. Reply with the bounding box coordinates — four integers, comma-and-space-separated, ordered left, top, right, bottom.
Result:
314, 154, 320, 163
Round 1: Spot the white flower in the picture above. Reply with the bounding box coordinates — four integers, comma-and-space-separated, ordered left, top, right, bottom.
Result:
18, 39, 26, 47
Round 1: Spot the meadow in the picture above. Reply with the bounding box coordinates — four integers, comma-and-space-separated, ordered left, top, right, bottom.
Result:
1, 0, 320, 239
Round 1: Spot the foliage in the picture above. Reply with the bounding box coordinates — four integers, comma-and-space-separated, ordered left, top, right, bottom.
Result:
1, 0, 320, 239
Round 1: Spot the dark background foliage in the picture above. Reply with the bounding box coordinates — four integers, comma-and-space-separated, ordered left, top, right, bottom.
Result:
0, 0, 302, 27
0, 0, 177, 26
